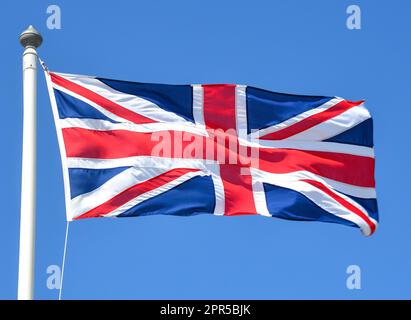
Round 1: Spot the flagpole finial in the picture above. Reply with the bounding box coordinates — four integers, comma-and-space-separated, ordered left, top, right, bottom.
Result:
19, 25, 42, 49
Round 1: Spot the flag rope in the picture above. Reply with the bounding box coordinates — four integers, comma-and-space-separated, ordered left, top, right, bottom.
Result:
59, 221, 70, 300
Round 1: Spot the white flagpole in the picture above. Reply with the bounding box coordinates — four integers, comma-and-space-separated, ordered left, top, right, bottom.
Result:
18, 25, 42, 300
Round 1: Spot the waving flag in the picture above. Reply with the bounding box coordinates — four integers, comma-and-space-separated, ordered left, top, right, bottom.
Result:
44, 71, 378, 236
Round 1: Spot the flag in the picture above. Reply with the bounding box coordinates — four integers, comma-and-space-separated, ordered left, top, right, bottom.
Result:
44, 70, 378, 236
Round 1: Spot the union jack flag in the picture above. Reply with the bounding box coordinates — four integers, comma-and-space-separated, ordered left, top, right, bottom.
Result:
45, 70, 378, 236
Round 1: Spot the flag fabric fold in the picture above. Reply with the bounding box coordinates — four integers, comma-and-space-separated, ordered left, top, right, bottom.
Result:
44, 69, 378, 236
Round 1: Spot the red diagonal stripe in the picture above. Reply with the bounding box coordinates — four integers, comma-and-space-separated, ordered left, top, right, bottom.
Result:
260, 100, 364, 140
50, 73, 155, 124
75, 168, 200, 219
302, 179, 376, 235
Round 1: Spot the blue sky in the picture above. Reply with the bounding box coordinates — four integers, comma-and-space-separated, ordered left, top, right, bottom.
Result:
1, 0, 410, 299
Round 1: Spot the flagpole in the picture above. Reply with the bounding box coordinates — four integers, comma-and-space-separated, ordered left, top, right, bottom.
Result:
18, 25, 42, 300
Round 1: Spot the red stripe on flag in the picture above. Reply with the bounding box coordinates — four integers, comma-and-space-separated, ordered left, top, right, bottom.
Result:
220, 166, 258, 216
260, 100, 364, 140
258, 148, 375, 187
62, 128, 207, 159
75, 168, 200, 219
202, 85, 258, 215
50, 73, 155, 124
62, 128, 374, 188
203, 84, 237, 131
63, 128, 157, 158
302, 179, 376, 235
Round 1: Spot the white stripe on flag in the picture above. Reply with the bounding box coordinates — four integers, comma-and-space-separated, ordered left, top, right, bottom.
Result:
59, 117, 208, 136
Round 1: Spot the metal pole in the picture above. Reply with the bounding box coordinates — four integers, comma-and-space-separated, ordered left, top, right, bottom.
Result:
18, 25, 42, 300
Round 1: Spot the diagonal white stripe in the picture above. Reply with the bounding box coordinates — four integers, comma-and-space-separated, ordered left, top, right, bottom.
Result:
252, 169, 375, 199
52, 84, 131, 124
55, 73, 189, 124
289, 103, 371, 141
71, 166, 169, 218
253, 97, 343, 138
103, 170, 208, 217
68, 156, 221, 219
251, 168, 377, 236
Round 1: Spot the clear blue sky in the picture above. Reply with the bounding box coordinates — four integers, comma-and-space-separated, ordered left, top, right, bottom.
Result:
1, 0, 410, 299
